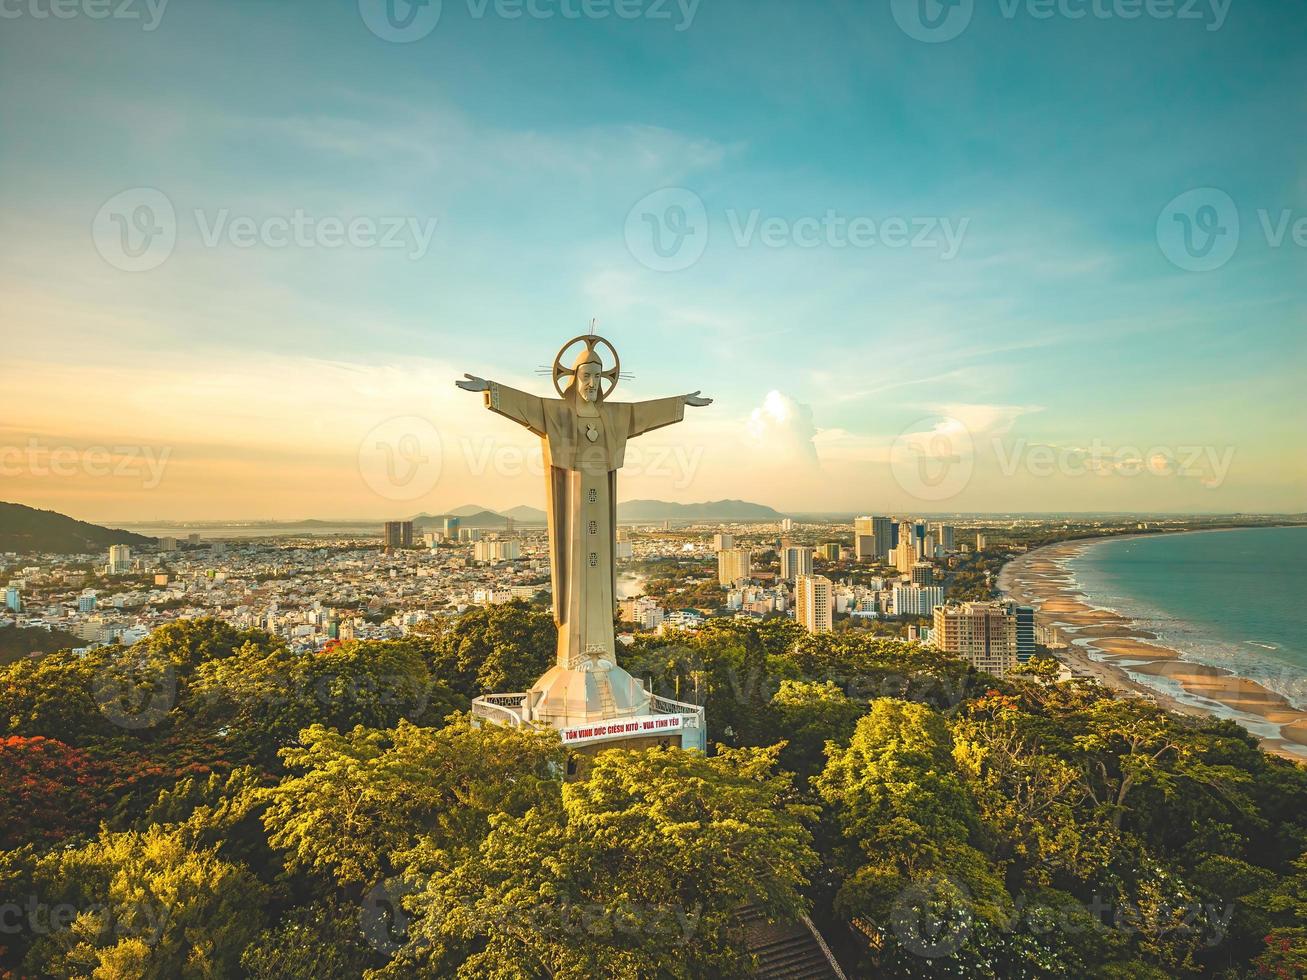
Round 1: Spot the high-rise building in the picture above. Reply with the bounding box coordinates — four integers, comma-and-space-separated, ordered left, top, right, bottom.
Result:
890, 584, 944, 617
910, 562, 935, 585
717, 547, 753, 586
77, 593, 97, 613
781, 518, 795, 533
158, 536, 178, 552
713, 531, 735, 551
933, 602, 1018, 677
782, 545, 814, 583
4, 587, 21, 613
933, 523, 956, 552
108, 545, 132, 573
474, 539, 521, 563
383, 520, 414, 549
442, 516, 461, 538
1013, 603, 1036, 663
854, 516, 893, 563
976, 533, 988, 552
620, 596, 666, 630
459, 527, 483, 542
820, 542, 842, 561
894, 522, 917, 574
795, 574, 834, 633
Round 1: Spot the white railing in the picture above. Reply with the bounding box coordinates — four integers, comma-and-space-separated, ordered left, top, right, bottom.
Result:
482, 693, 527, 708
651, 693, 703, 723
471, 695, 527, 728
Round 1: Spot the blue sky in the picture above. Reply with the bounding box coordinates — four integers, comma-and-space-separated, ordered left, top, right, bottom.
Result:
0, 0, 1303, 519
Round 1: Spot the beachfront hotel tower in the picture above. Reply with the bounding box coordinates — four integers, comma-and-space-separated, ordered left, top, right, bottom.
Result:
933, 601, 1019, 678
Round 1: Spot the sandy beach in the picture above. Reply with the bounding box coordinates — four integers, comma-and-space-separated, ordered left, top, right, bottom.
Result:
999, 536, 1307, 762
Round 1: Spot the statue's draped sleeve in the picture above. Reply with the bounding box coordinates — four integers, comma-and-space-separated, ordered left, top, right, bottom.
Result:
626, 396, 685, 438
484, 382, 547, 436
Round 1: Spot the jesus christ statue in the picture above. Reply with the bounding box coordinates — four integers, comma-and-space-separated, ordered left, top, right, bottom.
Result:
456, 333, 711, 727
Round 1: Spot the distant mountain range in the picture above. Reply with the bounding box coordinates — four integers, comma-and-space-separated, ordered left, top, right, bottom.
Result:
412, 500, 784, 528
0, 502, 156, 554
617, 499, 787, 522
411, 505, 550, 529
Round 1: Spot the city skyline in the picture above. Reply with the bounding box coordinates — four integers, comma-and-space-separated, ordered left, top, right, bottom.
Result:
2, 1, 1304, 521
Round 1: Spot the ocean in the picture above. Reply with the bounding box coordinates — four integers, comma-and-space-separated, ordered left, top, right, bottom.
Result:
1067, 526, 1307, 710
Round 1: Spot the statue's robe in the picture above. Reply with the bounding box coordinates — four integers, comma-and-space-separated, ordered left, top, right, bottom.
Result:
484, 382, 685, 669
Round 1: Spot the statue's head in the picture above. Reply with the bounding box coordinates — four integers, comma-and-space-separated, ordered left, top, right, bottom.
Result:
552, 333, 619, 403
573, 348, 603, 403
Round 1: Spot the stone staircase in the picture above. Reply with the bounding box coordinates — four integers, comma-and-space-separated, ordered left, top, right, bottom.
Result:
738, 906, 847, 980
594, 671, 617, 715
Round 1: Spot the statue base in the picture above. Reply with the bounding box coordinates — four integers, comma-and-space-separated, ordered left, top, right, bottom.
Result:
472, 663, 706, 754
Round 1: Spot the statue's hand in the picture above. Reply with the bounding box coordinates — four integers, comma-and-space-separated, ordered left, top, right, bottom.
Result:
456, 374, 490, 393
685, 391, 713, 407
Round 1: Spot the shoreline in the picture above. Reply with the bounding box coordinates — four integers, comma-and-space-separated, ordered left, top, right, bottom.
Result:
999, 528, 1307, 763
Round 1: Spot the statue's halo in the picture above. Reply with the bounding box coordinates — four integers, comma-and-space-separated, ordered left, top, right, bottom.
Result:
552, 334, 621, 399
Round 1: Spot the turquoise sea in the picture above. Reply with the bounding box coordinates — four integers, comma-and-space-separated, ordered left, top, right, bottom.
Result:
1066, 527, 1307, 711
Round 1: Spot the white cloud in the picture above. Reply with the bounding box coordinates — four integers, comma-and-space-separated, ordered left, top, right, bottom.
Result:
745, 391, 818, 465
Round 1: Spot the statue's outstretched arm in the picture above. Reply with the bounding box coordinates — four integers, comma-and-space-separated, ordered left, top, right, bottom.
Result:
627, 391, 712, 438
456, 374, 547, 436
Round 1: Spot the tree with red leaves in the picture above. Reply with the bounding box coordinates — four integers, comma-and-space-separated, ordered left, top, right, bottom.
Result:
0, 735, 109, 849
